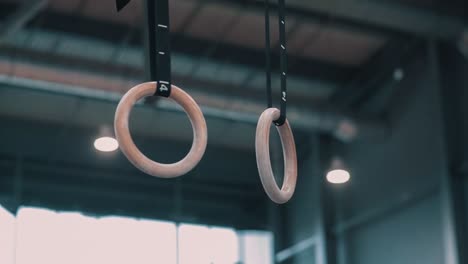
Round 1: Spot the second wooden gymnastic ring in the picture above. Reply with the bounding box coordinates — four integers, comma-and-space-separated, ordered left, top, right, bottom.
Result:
255, 108, 297, 204
114, 82, 207, 178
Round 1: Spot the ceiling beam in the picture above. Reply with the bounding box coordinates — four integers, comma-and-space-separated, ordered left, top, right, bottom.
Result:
25, 8, 353, 83
0, 43, 330, 108
0, 62, 384, 142
198, 0, 401, 37
197, 0, 465, 39
0, 0, 48, 43
1, 27, 339, 101
283, 0, 465, 39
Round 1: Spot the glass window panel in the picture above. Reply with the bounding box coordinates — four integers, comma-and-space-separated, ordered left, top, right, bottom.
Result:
179, 223, 240, 264
179, 224, 211, 264
15, 207, 177, 264
209, 227, 239, 264
0, 205, 15, 264
6, 206, 272, 264
240, 231, 274, 264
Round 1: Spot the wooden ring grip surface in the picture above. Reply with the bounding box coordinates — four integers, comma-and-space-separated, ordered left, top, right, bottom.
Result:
255, 108, 297, 204
114, 82, 207, 178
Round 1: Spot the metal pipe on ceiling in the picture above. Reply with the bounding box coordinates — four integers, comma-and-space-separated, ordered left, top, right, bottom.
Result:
0, 71, 386, 142
0, 28, 337, 103
0, 23, 388, 142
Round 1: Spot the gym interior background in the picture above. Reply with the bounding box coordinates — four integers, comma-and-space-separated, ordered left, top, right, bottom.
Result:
0, 0, 467, 263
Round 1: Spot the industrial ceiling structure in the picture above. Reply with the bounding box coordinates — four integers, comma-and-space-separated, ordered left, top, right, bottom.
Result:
0, 0, 467, 263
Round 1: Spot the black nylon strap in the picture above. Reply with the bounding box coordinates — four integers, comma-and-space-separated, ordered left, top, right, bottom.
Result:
265, 0, 272, 109
117, 0, 171, 97
152, 0, 172, 97
275, 0, 287, 126
264, 0, 288, 126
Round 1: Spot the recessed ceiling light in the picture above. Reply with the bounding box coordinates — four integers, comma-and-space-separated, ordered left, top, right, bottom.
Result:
94, 136, 119, 152
326, 157, 350, 184
326, 169, 350, 184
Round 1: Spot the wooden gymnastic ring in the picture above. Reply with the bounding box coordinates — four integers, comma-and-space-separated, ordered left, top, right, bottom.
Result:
255, 108, 297, 204
114, 82, 207, 178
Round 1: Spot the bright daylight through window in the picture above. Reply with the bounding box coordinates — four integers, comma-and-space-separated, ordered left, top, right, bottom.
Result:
0, 205, 273, 264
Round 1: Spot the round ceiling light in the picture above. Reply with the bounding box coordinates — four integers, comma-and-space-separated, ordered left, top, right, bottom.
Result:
94, 136, 119, 152
326, 157, 350, 184
326, 169, 350, 184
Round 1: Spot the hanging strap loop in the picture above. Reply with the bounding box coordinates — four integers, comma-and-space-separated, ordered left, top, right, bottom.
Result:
276, 0, 287, 126
117, 0, 172, 97
264, 0, 288, 126
152, 0, 172, 97
264, 0, 273, 109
